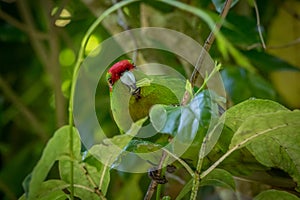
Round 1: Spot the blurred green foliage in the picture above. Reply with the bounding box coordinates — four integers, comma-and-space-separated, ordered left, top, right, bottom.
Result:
0, 0, 299, 199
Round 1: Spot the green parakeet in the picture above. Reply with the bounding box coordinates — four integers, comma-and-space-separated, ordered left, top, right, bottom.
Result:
106, 60, 185, 133
106, 60, 297, 191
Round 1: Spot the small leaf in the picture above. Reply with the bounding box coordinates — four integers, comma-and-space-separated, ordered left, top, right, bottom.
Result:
212, 0, 239, 13
150, 105, 182, 136
27, 126, 81, 199
149, 104, 168, 132
88, 117, 147, 168
254, 190, 300, 200
29, 180, 68, 200
229, 110, 300, 190
200, 168, 235, 190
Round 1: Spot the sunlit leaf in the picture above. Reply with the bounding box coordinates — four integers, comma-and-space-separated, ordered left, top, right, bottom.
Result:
230, 110, 300, 190
28, 180, 68, 200
26, 126, 81, 199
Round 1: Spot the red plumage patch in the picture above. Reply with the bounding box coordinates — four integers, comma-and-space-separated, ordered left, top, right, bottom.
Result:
107, 60, 135, 87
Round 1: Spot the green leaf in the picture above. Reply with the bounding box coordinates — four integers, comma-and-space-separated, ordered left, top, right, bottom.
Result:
27, 126, 81, 199
150, 90, 222, 165
150, 104, 182, 136
254, 190, 300, 200
162, 196, 171, 200
225, 99, 288, 132
28, 180, 68, 200
88, 117, 147, 168
175, 169, 235, 200
83, 154, 110, 195
205, 100, 291, 177
59, 160, 103, 199
200, 168, 235, 190
221, 66, 277, 104
212, 0, 239, 13
230, 110, 300, 190
242, 50, 300, 72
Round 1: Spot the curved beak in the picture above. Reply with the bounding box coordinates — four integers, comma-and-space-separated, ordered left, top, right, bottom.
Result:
120, 71, 138, 93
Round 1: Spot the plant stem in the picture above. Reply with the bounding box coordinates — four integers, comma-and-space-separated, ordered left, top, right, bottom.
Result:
68, 0, 138, 198
189, 1, 233, 199
252, 0, 266, 49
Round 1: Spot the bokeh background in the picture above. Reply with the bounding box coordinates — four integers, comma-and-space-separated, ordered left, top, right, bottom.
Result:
0, 0, 299, 199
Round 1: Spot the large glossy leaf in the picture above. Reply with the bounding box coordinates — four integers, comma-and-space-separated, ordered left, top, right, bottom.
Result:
26, 126, 81, 199
230, 110, 300, 190
254, 190, 300, 200
206, 99, 290, 177
221, 66, 277, 104
149, 90, 222, 164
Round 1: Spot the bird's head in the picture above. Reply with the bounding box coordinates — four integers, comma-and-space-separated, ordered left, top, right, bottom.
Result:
106, 60, 137, 92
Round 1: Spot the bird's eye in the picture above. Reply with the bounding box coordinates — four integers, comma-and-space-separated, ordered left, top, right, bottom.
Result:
108, 78, 113, 84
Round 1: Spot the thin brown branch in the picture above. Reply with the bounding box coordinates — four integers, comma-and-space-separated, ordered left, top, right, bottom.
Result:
181, 0, 233, 106
111, 0, 138, 63
246, 37, 300, 50
17, 0, 66, 126
190, 0, 232, 87
0, 76, 48, 142
0, 9, 49, 40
